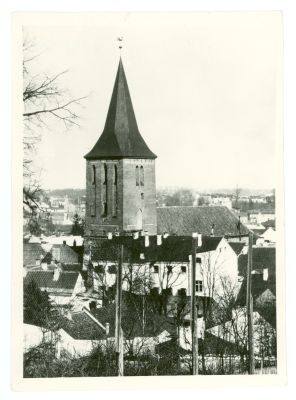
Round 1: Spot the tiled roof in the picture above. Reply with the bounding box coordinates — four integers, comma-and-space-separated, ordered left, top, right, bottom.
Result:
91, 235, 223, 263
61, 292, 176, 340
238, 247, 276, 277
51, 244, 79, 264
92, 292, 176, 339
235, 275, 276, 328
23, 243, 45, 266
85, 59, 156, 160
61, 312, 106, 340
24, 270, 80, 291
157, 206, 249, 236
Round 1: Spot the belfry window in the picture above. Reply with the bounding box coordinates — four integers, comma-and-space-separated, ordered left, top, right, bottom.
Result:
103, 164, 107, 185
113, 165, 118, 217
140, 166, 144, 186
136, 166, 140, 186
92, 165, 96, 185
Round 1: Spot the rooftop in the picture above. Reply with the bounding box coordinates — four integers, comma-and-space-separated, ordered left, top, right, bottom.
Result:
157, 206, 249, 236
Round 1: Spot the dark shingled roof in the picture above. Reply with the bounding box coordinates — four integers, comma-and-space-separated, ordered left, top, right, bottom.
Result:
24, 270, 80, 291
238, 247, 276, 277
23, 243, 45, 266
91, 235, 223, 263
157, 206, 249, 236
61, 292, 176, 340
85, 58, 156, 160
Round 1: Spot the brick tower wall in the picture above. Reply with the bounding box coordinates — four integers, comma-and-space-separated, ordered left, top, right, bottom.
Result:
85, 158, 157, 236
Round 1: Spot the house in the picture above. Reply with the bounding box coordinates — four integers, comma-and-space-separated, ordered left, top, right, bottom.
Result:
207, 307, 276, 358
23, 242, 45, 267
24, 292, 175, 358
88, 235, 241, 300
51, 242, 79, 264
256, 227, 276, 245
24, 268, 85, 305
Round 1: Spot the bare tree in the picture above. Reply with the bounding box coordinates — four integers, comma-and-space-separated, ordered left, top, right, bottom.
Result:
23, 35, 87, 212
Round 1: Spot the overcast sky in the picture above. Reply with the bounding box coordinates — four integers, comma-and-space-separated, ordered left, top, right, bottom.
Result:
24, 12, 282, 191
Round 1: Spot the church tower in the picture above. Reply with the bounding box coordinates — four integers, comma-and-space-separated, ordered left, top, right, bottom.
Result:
84, 59, 157, 236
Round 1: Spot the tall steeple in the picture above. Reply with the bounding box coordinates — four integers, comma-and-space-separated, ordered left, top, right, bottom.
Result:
84, 58, 157, 237
85, 58, 156, 160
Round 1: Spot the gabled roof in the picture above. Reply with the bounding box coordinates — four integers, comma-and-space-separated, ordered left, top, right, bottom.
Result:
23, 243, 45, 266
91, 235, 223, 263
85, 59, 156, 160
51, 244, 79, 264
157, 206, 249, 236
24, 270, 80, 291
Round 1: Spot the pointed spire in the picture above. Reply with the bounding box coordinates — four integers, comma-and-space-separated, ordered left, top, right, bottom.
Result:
85, 59, 156, 160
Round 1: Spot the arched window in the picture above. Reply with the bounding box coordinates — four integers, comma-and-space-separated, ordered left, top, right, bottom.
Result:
92, 165, 96, 185
103, 164, 107, 185
136, 166, 140, 186
140, 166, 144, 186
113, 165, 118, 217
114, 165, 117, 185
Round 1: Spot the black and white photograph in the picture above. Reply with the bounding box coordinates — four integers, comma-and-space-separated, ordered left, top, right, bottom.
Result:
11, 11, 285, 387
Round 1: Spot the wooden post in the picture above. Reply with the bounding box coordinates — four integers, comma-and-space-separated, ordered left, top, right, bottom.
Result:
191, 234, 198, 375
246, 231, 254, 374
115, 244, 124, 376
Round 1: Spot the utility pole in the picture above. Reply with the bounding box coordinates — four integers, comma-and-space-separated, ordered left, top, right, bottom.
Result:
246, 231, 254, 374
191, 233, 198, 375
115, 243, 124, 376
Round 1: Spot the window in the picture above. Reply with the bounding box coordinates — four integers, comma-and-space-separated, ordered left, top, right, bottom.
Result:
178, 288, 187, 296
141, 192, 144, 200
181, 266, 187, 273
136, 166, 139, 186
113, 165, 118, 217
92, 165, 96, 185
195, 280, 203, 293
108, 265, 117, 274
114, 165, 117, 185
103, 202, 107, 217
140, 166, 144, 186
90, 203, 95, 217
153, 265, 159, 273
103, 164, 107, 185
167, 265, 173, 274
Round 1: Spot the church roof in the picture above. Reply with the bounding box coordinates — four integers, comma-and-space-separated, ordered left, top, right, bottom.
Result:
85, 58, 156, 160
157, 206, 249, 236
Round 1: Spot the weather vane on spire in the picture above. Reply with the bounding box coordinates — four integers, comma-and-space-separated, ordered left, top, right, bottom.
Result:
117, 36, 124, 51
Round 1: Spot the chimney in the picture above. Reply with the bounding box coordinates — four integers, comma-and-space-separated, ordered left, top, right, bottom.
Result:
197, 234, 202, 247
105, 322, 110, 335
53, 265, 62, 281
133, 231, 139, 239
140, 253, 145, 260
107, 232, 113, 240
41, 262, 48, 271
211, 224, 215, 236
163, 232, 169, 239
63, 240, 66, 246
157, 234, 162, 246
263, 268, 269, 281
145, 234, 149, 247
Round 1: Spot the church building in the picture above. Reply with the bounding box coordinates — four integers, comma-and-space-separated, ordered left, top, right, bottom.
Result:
84, 58, 157, 237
